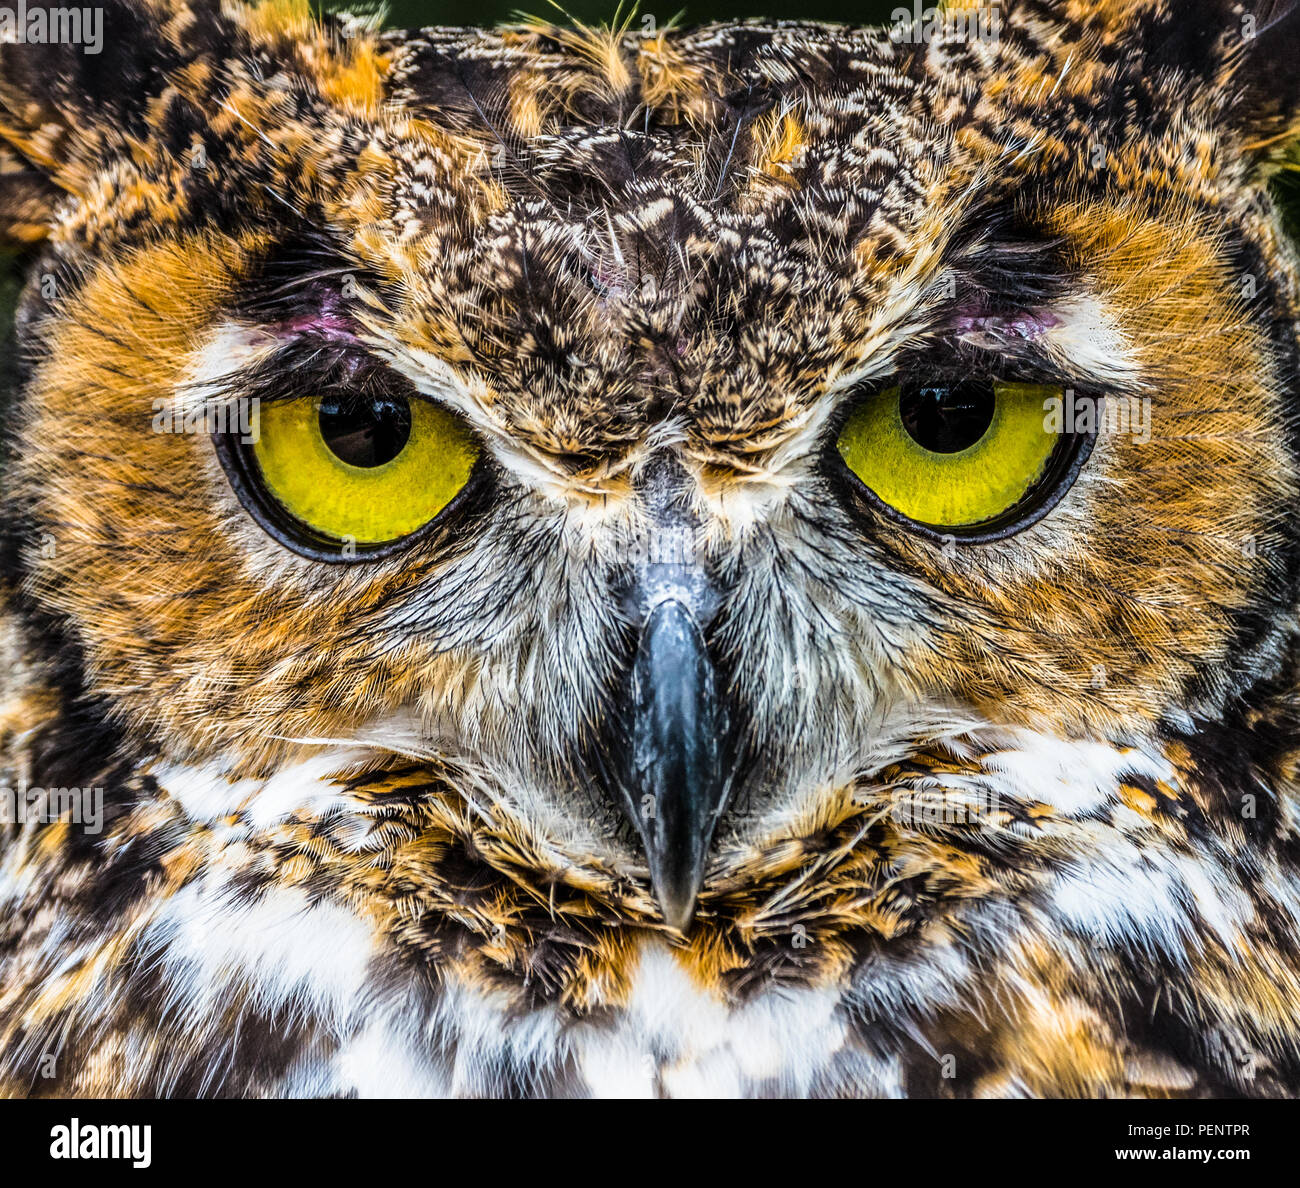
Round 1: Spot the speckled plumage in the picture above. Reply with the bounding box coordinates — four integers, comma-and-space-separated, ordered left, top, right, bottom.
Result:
3, 0, 1300, 1097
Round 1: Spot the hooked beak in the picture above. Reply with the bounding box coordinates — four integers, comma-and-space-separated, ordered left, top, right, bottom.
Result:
620, 597, 730, 933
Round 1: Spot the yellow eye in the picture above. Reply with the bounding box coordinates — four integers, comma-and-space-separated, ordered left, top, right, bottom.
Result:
239, 389, 479, 552
835, 379, 1070, 534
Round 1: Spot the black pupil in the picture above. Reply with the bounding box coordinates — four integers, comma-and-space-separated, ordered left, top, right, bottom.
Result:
318, 394, 412, 468
898, 379, 995, 454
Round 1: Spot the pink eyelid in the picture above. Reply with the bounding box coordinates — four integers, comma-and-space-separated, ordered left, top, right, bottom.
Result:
950, 308, 1062, 345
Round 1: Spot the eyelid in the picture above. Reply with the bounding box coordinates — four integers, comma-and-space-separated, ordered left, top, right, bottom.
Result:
211, 335, 420, 408
948, 309, 1061, 346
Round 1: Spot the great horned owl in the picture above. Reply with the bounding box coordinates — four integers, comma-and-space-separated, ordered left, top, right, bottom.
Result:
2, 0, 1300, 1099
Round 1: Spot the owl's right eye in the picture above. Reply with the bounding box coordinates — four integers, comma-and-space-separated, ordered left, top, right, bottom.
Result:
834, 377, 1089, 540
216, 379, 480, 560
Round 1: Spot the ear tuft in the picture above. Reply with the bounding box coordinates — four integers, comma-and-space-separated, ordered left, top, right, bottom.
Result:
0, 0, 212, 246
1121, 0, 1300, 168
1216, 0, 1300, 163
0, 0, 388, 248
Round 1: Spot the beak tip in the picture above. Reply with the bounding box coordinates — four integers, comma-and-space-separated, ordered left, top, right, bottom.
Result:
647, 845, 711, 934
652, 877, 702, 934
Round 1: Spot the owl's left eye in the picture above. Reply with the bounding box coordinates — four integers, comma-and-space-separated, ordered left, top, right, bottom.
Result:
217, 381, 480, 559
835, 377, 1085, 539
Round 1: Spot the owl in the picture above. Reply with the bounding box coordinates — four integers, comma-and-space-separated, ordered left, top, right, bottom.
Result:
1, 0, 1300, 1100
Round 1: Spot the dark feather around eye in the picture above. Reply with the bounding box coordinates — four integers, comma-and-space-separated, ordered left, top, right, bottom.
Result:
944, 211, 1073, 313
888, 342, 1081, 396
234, 232, 366, 324
201, 338, 416, 415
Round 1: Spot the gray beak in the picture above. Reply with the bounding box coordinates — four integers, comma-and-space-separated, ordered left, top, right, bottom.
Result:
621, 596, 730, 933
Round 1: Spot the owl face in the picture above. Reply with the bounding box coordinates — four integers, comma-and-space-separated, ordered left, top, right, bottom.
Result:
5, 0, 1300, 1096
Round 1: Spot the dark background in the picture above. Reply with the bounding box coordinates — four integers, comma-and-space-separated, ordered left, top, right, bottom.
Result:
377, 1, 899, 29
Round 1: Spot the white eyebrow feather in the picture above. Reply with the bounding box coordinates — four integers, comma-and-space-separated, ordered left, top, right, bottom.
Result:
1034, 294, 1143, 389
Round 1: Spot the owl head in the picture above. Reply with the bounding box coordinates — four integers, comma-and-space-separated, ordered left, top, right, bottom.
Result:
4, 0, 1300, 1065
